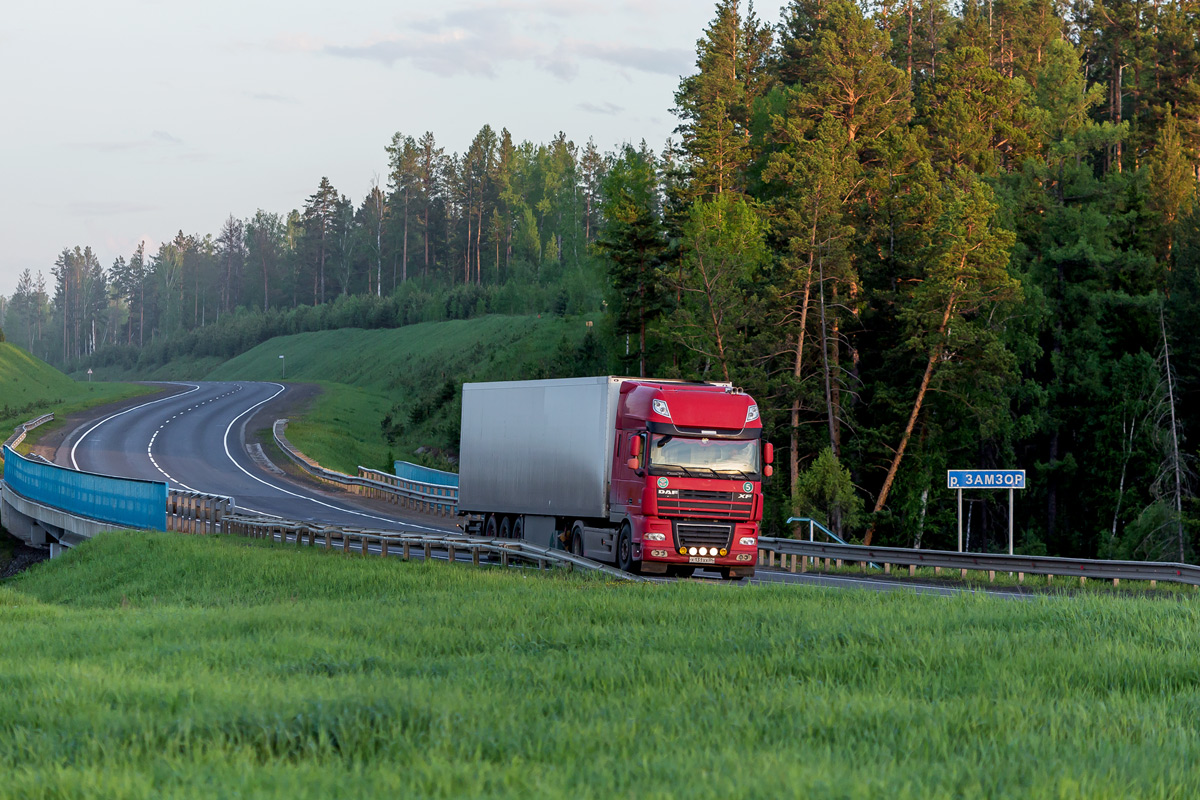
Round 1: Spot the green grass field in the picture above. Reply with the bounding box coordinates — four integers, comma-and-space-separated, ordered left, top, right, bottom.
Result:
3, 531, 1200, 798
0, 343, 151, 474
204, 315, 599, 473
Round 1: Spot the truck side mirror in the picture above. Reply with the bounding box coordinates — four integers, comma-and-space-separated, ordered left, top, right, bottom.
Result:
626, 457, 640, 471
630, 436, 642, 457
764, 442, 774, 464
763, 465, 773, 478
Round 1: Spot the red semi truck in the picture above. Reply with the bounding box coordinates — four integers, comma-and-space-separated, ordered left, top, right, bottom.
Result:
457, 376, 773, 579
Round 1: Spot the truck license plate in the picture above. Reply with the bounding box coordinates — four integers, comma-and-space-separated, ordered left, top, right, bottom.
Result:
688, 556, 716, 564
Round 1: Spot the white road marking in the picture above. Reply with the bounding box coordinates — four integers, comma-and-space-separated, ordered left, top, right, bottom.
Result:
71, 383, 201, 470
219, 382, 447, 532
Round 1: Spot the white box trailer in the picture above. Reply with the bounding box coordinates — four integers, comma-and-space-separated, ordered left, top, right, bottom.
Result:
458, 376, 622, 526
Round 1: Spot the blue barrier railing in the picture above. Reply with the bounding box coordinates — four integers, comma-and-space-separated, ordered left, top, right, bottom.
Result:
786, 517, 849, 544
394, 460, 459, 488
3, 445, 168, 531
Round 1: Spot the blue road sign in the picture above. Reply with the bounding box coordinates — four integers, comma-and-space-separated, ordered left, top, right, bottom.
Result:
947, 470, 1025, 490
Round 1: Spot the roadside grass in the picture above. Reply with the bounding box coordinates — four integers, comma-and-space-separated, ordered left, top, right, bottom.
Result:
0, 342, 152, 475
4, 531, 1200, 798
775, 559, 1198, 596
203, 315, 596, 473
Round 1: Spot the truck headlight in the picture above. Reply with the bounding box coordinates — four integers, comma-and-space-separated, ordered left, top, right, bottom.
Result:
652, 399, 671, 418
739, 536, 757, 546
645, 533, 666, 542
745, 404, 759, 423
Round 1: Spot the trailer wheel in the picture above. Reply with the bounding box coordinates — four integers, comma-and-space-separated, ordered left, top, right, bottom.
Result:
570, 524, 585, 556
512, 516, 524, 541
498, 516, 513, 539
616, 523, 635, 573
484, 515, 498, 538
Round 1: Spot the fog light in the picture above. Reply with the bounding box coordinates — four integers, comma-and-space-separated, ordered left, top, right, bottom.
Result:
699, 547, 708, 556
736, 553, 753, 562
650, 549, 668, 558
739, 536, 757, 546
719, 548, 728, 556
689, 547, 698, 556
645, 532, 666, 542
679, 548, 687, 555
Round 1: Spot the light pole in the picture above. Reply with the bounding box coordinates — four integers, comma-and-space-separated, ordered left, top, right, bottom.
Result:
279, 354, 285, 379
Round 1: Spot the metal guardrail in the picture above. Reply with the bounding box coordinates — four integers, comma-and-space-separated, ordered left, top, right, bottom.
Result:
2, 413, 55, 456
221, 513, 644, 581
272, 420, 458, 516
358, 466, 459, 512
168, 489, 234, 534
756, 537, 1200, 588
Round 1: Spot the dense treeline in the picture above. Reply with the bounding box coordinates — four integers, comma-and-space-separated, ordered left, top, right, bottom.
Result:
2, 0, 1199, 559
613, 0, 1200, 559
2, 127, 606, 368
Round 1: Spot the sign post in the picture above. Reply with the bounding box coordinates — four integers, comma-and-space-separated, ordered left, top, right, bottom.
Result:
947, 470, 1026, 554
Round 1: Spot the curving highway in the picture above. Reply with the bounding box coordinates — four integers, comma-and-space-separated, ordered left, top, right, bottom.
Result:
61, 381, 453, 533
55, 380, 1020, 596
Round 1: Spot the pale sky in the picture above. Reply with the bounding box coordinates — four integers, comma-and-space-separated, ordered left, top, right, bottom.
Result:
1, 0, 790, 297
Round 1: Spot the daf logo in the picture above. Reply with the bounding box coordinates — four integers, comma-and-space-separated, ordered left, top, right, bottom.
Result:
657, 477, 669, 489
743, 482, 753, 493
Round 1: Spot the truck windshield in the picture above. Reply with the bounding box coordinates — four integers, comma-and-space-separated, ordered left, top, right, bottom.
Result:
649, 435, 759, 477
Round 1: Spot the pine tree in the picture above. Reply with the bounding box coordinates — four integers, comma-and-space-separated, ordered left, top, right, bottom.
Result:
597, 145, 670, 378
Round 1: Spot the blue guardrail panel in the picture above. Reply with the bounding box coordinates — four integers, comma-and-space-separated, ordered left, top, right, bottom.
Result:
394, 460, 459, 488
3, 446, 168, 531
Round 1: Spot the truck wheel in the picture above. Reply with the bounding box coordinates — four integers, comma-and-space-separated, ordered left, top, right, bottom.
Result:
512, 516, 524, 541
616, 523, 635, 573
498, 516, 513, 539
484, 515, 498, 538
570, 524, 585, 556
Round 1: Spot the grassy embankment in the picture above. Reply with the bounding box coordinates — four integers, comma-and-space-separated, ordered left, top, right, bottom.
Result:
203, 314, 598, 474
2, 531, 1200, 798
0, 343, 152, 474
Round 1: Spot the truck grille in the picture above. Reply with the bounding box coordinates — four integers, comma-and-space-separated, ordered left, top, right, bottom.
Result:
674, 522, 733, 550
657, 489, 753, 520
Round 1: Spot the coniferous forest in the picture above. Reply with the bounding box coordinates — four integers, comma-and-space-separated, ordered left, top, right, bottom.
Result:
2, 0, 1199, 559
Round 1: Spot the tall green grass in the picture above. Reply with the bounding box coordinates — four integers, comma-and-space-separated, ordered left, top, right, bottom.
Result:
3, 531, 1200, 798
204, 315, 598, 472
0, 343, 151, 475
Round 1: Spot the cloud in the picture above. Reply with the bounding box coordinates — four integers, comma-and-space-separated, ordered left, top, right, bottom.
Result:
72, 132, 184, 152
567, 41, 692, 75
315, 2, 689, 81
246, 91, 299, 104
577, 101, 624, 115
68, 201, 158, 217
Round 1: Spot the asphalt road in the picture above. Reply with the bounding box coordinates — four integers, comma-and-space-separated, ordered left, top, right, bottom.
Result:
58, 380, 1008, 595
60, 381, 453, 533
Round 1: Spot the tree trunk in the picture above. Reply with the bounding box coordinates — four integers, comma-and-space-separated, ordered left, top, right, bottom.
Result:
1160, 308, 1186, 560
864, 293, 957, 545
